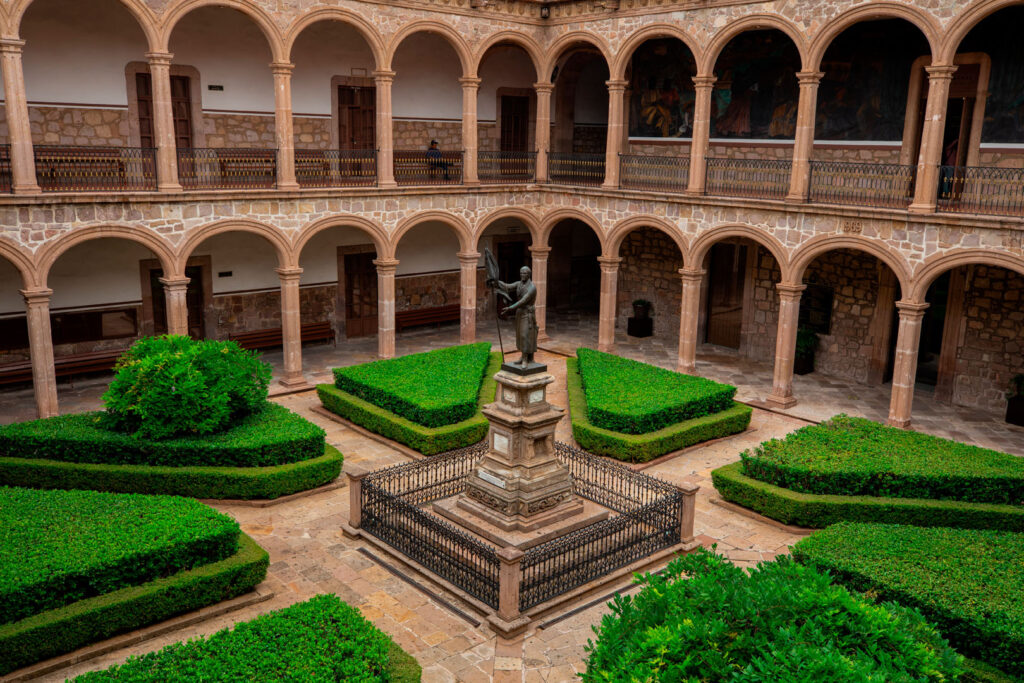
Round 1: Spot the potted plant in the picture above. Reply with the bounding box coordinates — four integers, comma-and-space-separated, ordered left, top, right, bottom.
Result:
1007, 374, 1024, 427
794, 327, 818, 375
632, 299, 652, 319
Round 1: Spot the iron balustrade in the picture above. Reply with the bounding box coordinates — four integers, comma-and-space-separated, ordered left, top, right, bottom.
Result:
176, 148, 277, 190
34, 146, 157, 192
809, 161, 914, 209
620, 153, 690, 193
394, 149, 463, 186
548, 152, 605, 186
0, 145, 11, 193
478, 151, 536, 183
937, 165, 1024, 217
295, 149, 377, 188
705, 157, 792, 200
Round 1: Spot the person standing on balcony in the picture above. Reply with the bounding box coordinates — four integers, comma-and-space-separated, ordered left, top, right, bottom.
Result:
426, 140, 451, 181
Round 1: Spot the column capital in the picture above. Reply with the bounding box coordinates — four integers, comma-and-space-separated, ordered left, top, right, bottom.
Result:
373, 69, 396, 83
924, 64, 958, 80
20, 287, 53, 304
678, 267, 706, 282
776, 282, 807, 297
533, 81, 554, 94
605, 79, 629, 92
158, 276, 190, 289
895, 300, 930, 317
457, 251, 481, 263
0, 38, 26, 54
373, 257, 400, 272
692, 74, 717, 89
269, 61, 295, 75
275, 266, 304, 281
459, 76, 482, 88
528, 245, 552, 257
796, 70, 825, 85
144, 51, 174, 66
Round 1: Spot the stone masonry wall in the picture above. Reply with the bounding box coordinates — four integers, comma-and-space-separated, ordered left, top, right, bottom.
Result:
28, 107, 131, 147
203, 113, 276, 148
294, 117, 332, 150
394, 120, 462, 150
209, 284, 335, 337
616, 228, 683, 340
742, 246, 782, 364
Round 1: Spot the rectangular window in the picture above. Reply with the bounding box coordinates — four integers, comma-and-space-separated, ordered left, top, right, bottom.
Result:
136, 73, 193, 149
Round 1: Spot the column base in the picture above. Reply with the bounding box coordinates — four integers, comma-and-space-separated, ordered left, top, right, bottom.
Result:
907, 202, 936, 214
276, 182, 301, 191
765, 393, 798, 409
886, 417, 912, 429
486, 613, 531, 638
157, 182, 183, 193
274, 375, 314, 394
378, 181, 398, 189
683, 188, 704, 197
676, 362, 696, 375
601, 181, 619, 190
597, 342, 615, 353
13, 183, 41, 195
784, 193, 808, 204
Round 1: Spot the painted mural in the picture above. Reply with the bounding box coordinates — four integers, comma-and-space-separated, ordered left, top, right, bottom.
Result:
628, 39, 697, 139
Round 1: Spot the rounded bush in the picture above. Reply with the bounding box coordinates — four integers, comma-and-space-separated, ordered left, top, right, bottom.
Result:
101, 336, 271, 440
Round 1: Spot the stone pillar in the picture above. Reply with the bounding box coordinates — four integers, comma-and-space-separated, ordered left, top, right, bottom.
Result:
602, 79, 628, 189
597, 256, 621, 353
460, 77, 481, 185
686, 75, 716, 195
530, 245, 551, 340
374, 70, 397, 188
146, 52, 182, 192
534, 82, 553, 182
160, 276, 191, 336
496, 546, 524, 623
909, 65, 957, 213
887, 301, 929, 428
786, 71, 824, 202
676, 268, 705, 375
276, 267, 306, 387
677, 481, 699, 550
766, 283, 805, 409
22, 288, 57, 418
458, 251, 480, 344
346, 464, 369, 530
0, 39, 39, 194
271, 62, 299, 190
374, 258, 398, 359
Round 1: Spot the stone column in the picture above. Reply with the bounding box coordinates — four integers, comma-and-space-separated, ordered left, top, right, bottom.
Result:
909, 65, 957, 213
271, 62, 299, 190
374, 258, 398, 359
677, 481, 700, 550
597, 256, 621, 353
276, 267, 306, 387
374, 70, 397, 188
602, 79, 628, 189
686, 75, 716, 195
0, 39, 39, 194
676, 268, 705, 375
22, 288, 57, 418
458, 251, 480, 344
146, 52, 182, 192
534, 82, 553, 182
530, 245, 551, 340
887, 301, 929, 428
460, 76, 481, 185
786, 71, 824, 202
160, 276, 191, 336
766, 283, 805, 409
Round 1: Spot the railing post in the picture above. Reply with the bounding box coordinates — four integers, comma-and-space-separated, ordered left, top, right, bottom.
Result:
160, 276, 191, 336
496, 546, 524, 623
686, 75, 716, 196
374, 257, 398, 359
534, 82, 553, 183
374, 70, 397, 188
146, 51, 182, 192
1, 39, 40, 194
602, 79, 628, 189
909, 65, 958, 214
786, 71, 823, 203
271, 61, 299, 190
460, 76, 481, 185
677, 482, 700, 550
21, 288, 58, 418
676, 268, 705, 374
342, 464, 369, 538
767, 283, 805, 409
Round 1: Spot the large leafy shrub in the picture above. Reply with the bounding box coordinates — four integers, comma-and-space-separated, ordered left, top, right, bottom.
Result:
583, 548, 963, 682
102, 335, 271, 440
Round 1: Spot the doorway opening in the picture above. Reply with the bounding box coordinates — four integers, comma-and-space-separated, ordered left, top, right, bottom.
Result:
704, 243, 748, 349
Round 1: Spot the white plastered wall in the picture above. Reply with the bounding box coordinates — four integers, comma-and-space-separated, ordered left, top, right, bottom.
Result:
394, 222, 461, 274
478, 46, 538, 122
291, 22, 377, 116
392, 33, 464, 121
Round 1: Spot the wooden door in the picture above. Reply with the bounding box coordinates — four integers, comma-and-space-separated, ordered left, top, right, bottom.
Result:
170, 76, 193, 149
338, 86, 376, 150
500, 96, 529, 152
345, 252, 378, 337
705, 243, 746, 349
136, 73, 155, 148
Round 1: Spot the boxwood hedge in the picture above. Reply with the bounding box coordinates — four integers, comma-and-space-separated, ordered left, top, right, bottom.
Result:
73, 594, 420, 682
333, 342, 492, 428
0, 487, 239, 626
576, 348, 736, 434
793, 522, 1024, 677
567, 357, 751, 462
741, 414, 1024, 505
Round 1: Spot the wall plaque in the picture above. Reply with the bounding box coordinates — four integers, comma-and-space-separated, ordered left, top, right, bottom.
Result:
493, 433, 509, 454
503, 389, 517, 403
528, 388, 544, 404
478, 470, 506, 489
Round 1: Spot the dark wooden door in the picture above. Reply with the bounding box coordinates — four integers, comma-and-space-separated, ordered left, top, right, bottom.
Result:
338, 86, 376, 150
345, 252, 378, 338
170, 76, 193, 149
149, 265, 204, 338
500, 96, 529, 152
136, 73, 155, 148
705, 243, 746, 349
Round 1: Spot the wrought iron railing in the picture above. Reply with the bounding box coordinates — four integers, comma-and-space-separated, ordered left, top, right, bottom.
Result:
548, 152, 605, 186
705, 157, 792, 200
295, 149, 376, 188
620, 153, 689, 193
0, 145, 11, 193
393, 149, 463, 186
176, 148, 277, 190
34, 146, 157, 192
478, 150, 536, 183
937, 165, 1024, 217
808, 161, 914, 209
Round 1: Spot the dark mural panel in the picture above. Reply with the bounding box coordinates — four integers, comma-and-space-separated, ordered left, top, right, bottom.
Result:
627, 39, 697, 138
959, 7, 1024, 144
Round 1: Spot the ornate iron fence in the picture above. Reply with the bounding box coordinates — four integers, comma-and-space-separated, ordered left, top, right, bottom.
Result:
548, 152, 605, 186
0, 145, 11, 193
937, 165, 1024, 217
394, 149, 463, 186
34, 146, 157, 192
478, 151, 536, 183
619, 153, 690, 193
295, 149, 376, 188
809, 161, 914, 209
177, 148, 277, 190
705, 157, 791, 200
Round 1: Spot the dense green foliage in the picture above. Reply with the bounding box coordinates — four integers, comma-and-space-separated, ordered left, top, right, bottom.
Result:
576, 348, 736, 434
333, 343, 491, 428
793, 522, 1024, 678
319, 352, 501, 455
741, 414, 1024, 504
73, 594, 420, 682
711, 462, 1024, 531
0, 534, 268, 676
102, 336, 271, 440
0, 487, 238, 625
567, 357, 750, 462
583, 548, 963, 682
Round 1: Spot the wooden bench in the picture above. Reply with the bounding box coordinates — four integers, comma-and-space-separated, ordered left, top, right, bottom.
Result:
0, 348, 124, 386
395, 304, 461, 332
228, 321, 335, 351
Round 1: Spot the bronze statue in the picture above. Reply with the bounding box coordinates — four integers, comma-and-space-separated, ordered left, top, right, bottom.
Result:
484, 249, 539, 368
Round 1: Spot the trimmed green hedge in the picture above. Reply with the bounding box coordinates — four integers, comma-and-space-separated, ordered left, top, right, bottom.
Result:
0, 533, 268, 676
792, 522, 1024, 677
711, 461, 1024, 531
576, 348, 736, 434
0, 403, 326, 469
1, 487, 239, 626
740, 414, 1024, 504
319, 352, 501, 455
73, 594, 420, 682
333, 343, 491, 428
0, 445, 342, 500
567, 357, 751, 462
